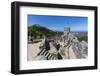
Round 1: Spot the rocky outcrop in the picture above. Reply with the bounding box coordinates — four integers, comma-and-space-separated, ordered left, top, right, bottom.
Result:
29, 27, 88, 60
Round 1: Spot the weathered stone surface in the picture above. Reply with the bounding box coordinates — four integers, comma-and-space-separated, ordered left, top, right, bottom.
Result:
28, 26, 88, 61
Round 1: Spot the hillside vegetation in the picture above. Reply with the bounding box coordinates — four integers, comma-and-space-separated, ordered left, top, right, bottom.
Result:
28, 24, 63, 38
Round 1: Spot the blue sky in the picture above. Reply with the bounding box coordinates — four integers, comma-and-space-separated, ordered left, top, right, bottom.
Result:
28, 15, 88, 32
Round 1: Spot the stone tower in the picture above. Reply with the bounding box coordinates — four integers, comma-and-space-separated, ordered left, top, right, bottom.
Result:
64, 26, 70, 36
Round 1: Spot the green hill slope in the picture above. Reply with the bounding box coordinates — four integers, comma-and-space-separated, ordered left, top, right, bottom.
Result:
28, 24, 63, 39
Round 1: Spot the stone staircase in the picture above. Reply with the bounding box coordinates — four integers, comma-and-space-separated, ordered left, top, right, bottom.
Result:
37, 48, 57, 60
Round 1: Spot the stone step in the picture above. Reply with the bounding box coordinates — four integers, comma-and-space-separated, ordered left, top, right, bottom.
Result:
38, 49, 57, 60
